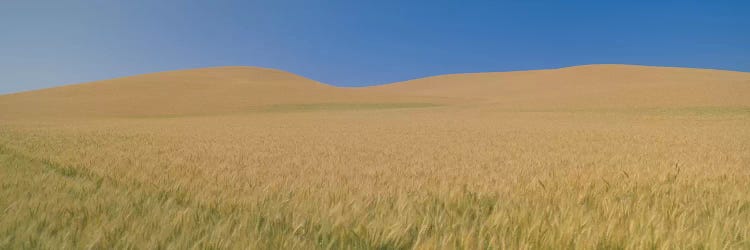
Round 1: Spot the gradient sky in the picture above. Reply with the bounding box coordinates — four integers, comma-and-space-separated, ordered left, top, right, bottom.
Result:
1, 1, 749, 94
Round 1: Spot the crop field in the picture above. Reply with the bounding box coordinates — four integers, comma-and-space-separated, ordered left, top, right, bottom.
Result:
1, 65, 749, 249
1, 107, 749, 249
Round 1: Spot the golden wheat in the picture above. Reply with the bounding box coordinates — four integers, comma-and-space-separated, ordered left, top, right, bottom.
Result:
1, 65, 749, 249
1, 107, 749, 249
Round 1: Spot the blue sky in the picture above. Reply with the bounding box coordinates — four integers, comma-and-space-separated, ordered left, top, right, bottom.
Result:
1, 1, 748, 94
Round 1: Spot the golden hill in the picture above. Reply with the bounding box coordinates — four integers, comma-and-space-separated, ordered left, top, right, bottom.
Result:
1, 64, 748, 118
372, 64, 750, 109
0, 67, 359, 118
2, 64, 750, 248
0, 66, 428, 118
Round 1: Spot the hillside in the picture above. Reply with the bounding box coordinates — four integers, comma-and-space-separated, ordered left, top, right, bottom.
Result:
372, 64, 750, 109
2, 64, 750, 248
0, 66, 418, 118
1, 64, 749, 118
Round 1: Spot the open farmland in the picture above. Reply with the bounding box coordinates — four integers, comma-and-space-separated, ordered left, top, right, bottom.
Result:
1, 65, 750, 249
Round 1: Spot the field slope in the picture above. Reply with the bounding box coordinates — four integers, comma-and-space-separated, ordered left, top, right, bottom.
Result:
0, 66, 431, 118
1, 64, 750, 249
373, 64, 750, 109
2, 64, 749, 118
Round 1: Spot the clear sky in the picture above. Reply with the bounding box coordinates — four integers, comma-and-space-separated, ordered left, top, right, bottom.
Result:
1, 1, 749, 94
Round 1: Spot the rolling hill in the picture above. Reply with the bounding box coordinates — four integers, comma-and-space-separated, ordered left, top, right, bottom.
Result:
1, 64, 749, 118
2, 64, 750, 248
372, 64, 750, 109
0, 66, 373, 118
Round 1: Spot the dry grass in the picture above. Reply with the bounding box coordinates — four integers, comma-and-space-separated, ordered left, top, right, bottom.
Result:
1, 65, 750, 249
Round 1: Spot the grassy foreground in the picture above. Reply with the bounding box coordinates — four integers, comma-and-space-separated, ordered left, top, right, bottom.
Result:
1, 107, 749, 249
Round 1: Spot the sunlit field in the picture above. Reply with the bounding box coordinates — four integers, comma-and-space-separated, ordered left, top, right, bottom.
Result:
2, 106, 749, 249
1, 65, 749, 249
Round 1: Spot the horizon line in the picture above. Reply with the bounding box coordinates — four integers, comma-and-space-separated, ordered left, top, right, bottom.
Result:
2, 63, 748, 96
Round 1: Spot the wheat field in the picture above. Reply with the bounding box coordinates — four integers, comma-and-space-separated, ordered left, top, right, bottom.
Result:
1, 65, 749, 249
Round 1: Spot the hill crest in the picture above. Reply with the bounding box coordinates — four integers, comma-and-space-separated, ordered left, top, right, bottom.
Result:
1, 64, 748, 118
